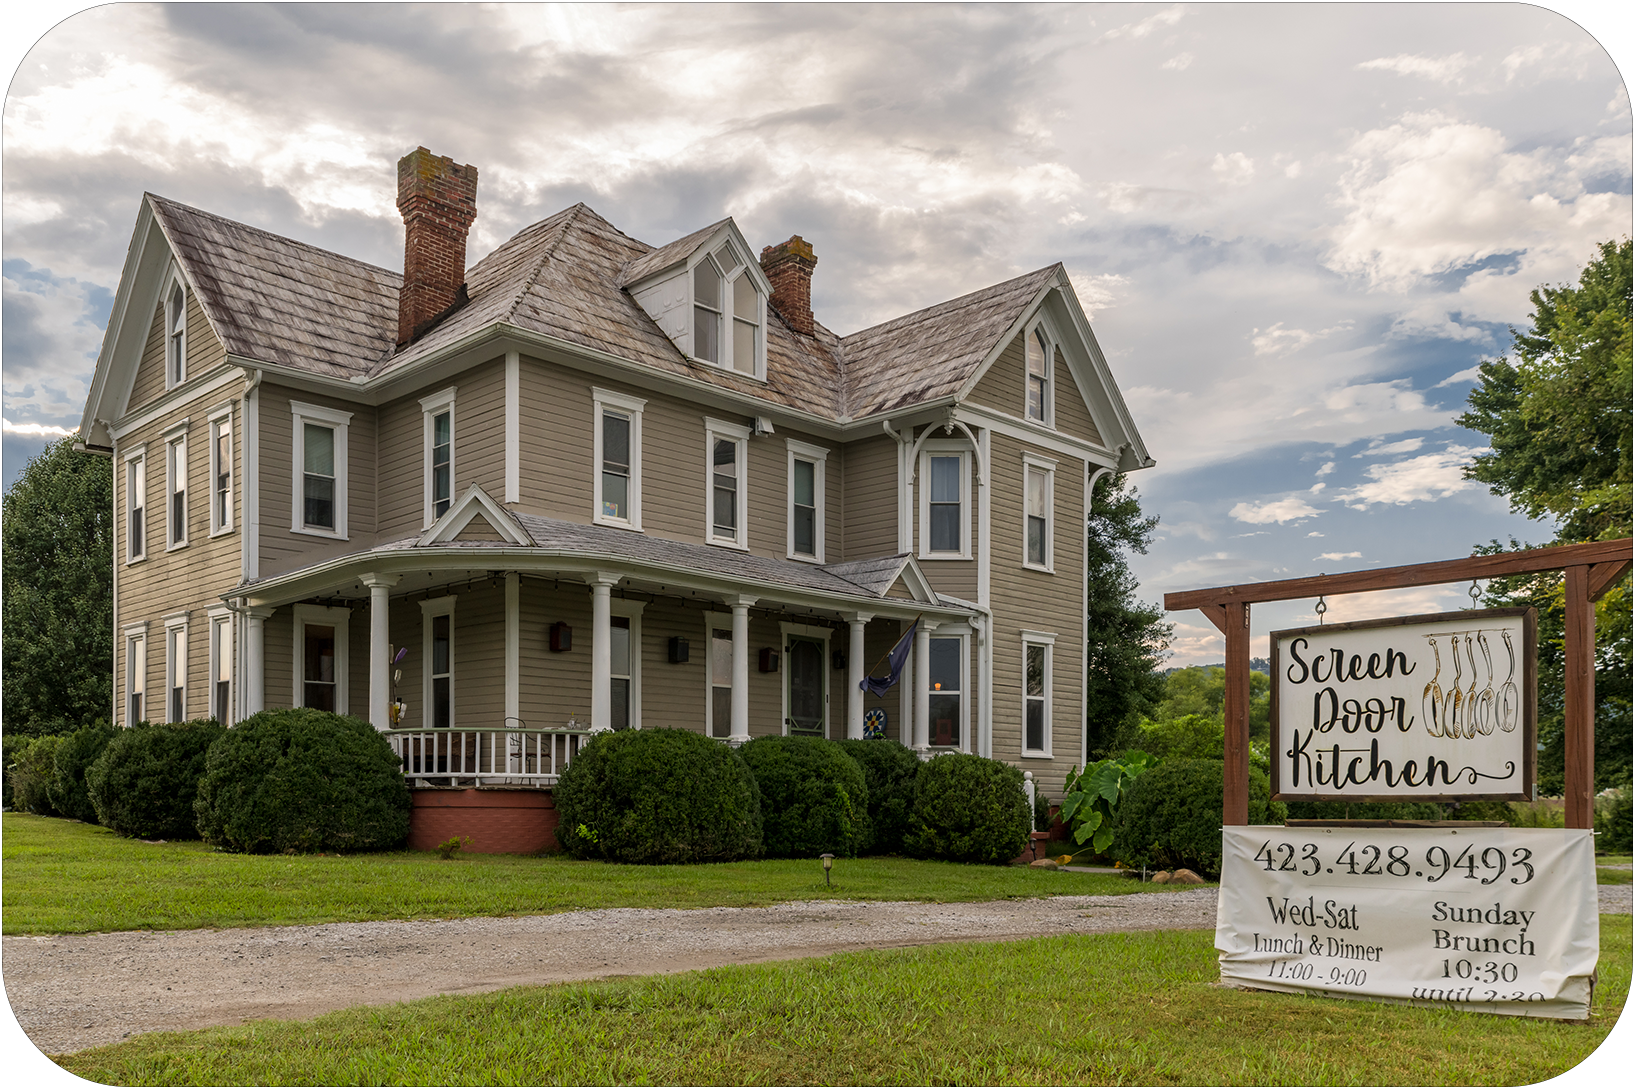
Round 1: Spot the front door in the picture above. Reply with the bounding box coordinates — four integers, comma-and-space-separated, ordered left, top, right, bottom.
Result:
787, 636, 826, 736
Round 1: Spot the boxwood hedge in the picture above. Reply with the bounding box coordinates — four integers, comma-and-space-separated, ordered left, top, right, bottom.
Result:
1112, 757, 1287, 877
904, 752, 1031, 865
49, 720, 120, 823
835, 738, 920, 854
739, 735, 869, 858
87, 719, 225, 840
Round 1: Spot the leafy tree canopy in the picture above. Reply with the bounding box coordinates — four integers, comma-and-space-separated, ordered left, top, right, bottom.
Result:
1084, 473, 1171, 756
2, 437, 113, 736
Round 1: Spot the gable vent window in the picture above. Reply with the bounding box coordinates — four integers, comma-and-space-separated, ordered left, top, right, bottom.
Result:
1026, 326, 1050, 423
165, 281, 188, 388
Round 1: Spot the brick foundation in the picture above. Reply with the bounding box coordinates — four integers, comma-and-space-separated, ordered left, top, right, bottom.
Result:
408, 788, 558, 854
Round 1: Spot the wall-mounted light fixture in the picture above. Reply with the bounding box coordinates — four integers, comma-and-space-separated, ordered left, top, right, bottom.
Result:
759, 647, 779, 673
549, 622, 572, 653
668, 636, 690, 663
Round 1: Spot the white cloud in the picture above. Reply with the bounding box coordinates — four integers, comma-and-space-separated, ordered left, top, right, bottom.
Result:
2, 419, 77, 437
1432, 365, 1484, 388
1307, 531, 1325, 537
1309, 482, 1326, 494
1162, 52, 1194, 71
1356, 53, 1474, 84
1315, 461, 1336, 477
1230, 496, 1322, 524
1356, 436, 1425, 457
1250, 319, 1353, 357
1339, 444, 1488, 508
1212, 151, 1255, 185
1067, 271, 1130, 318
1316, 551, 1364, 561
1099, 6, 1186, 43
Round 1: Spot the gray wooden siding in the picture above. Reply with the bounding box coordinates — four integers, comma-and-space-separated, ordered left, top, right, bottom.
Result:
1053, 347, 1104, 447
514, 355, 595, 523
967, 330, 1026, 417
257, 383, 377, 579
839, 433, 897, 561
126, 292, 228, 417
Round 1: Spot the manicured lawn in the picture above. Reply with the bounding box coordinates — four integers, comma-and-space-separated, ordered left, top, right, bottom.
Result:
2, 813, 1157, 935
57, 916, 1629, 1085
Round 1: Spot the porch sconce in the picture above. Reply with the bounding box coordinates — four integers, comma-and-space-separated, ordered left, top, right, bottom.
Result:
831, 649, 846, 672
759, 647, 779, 673
820, 853, 835, 887
668, 636, 690, 664
549, 622, 572, 653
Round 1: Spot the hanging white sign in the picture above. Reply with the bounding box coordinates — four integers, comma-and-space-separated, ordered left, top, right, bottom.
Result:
1216, 826, 1598, 1019
1271, 608, 1536, 801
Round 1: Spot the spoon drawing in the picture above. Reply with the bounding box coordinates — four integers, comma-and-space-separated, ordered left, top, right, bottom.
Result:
1445, 635, 1464, 738
1474, 631, 1496, 735
1423, 637, 1445, 738
1499, 629, 1520, 732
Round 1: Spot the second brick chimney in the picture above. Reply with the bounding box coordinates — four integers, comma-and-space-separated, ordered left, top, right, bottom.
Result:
760, 236, 818, 337
396, 147, 478, 345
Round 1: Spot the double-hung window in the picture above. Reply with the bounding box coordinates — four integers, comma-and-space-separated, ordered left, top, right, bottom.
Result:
124, 625, 148, 725
593, 388, 646, 530
1025, 325, 1052, 424
208, 608, 233, 723
420, 387, 456, 524
125, 447, 147, 562
918, 445, 971, 559
706, 613, 734, 738
421, 597, 455, 729
786, 439, 828, 562
691, 242, 764, 376
208, 405, 233, 535
293, 604, 350, 714
164, 614, 189, 723
1022, 631, 1055, 756
165, 427, 188, 550
928, 634, 967, 748
290, 401, 352, 537
609, 601, 644, 729
705, 418, 750, 549
1022, 453, 1056, 571
165, 279, 188, 388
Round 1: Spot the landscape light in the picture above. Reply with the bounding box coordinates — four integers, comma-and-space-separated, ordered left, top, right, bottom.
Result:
819, 853, 835, 887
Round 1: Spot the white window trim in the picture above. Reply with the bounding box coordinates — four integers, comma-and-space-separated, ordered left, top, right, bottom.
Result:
1020, 630, 1056, 758
419, 386, 457, 528
1021, 452, 1058, 573
918, 441, 973, 560
1024, 316, 1059, 428
207, 402, 235, 537
163, 269, 188, 390
785, 438, 829, 563
123, 621, 150, 726
925, 629, 972, 752
124, 443, 148, 564
594, 387, 647, 532
704, 610, 733, 739
292, 603, 351, 714
163, 422, 189, 551
207, 606, 234, 724
420, 596, 455, 729
704, 417, 751, 550
163, 611, 190, 724
610, 599, 645, 728
290, 400, 352, 539
688, 243, 767, 380
778, 621, 832, 737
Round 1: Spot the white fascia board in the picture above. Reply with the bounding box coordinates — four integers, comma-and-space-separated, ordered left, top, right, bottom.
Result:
81, 201, 174, 443
111, 367, 247, 440
1046, 267, 1155, 468
416, 484, 532, 546
951, 402, 1120, 466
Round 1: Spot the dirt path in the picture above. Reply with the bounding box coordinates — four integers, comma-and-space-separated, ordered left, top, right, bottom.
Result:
7, 884, 1627, 1057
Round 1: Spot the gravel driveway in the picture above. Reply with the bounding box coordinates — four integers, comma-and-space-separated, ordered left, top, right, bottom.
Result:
7, 884, 1628, 1057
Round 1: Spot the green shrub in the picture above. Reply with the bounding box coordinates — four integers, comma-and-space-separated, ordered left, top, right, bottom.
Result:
8, 734, 66, 815
1284, 799, 1446, 822
1113, 758, 1287, 878
49, 721, 120, 823
1597, 780, 1632, 853
739, 735, 869, 858
904, 752, 1031, 865
194, 708, 411, 853
555, 728, 763, 864
836, 738, 920, 853
87, 719, 224, 839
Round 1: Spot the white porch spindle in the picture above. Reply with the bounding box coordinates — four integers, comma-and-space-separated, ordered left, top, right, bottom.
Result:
729, 596, 755, 744
845, 612, 871, 739
361, 572, 399, 731
243, 606, 274, 715
913, 620, 933, 751
590, 574, 617, 729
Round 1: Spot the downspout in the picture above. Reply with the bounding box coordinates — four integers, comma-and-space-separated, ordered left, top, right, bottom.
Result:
1084, 465, 1113, 768
240, 369, 264, 725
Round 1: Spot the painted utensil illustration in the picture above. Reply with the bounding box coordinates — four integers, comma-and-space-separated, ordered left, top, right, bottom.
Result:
1423, 636, 1445, 738
1499, 629, 1520, 732
1474, 631, 1497, 735
1463, 632, 1482, 737
1445, 635, 1464, 738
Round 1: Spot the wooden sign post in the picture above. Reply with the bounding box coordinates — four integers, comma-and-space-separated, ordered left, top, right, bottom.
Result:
1163, 539, 1631, 829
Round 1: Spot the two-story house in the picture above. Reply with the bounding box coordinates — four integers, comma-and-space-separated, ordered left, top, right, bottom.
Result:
77, 147, 1153, 822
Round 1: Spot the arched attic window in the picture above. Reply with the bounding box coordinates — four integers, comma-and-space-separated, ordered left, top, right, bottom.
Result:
692, 241, 762, 376
165, 280, 188, 388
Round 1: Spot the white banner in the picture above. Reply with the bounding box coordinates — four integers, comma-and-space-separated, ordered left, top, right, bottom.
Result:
1271, 608, 1535, 800
1216, 826, 1599, 1019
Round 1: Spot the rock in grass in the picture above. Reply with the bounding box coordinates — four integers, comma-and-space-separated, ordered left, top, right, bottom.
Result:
1150, 870, 1172, 884
1029, 857, 1059, 869
1170, 868, 1204, 884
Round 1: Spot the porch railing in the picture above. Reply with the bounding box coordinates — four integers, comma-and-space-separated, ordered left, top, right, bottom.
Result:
386, 727, 590, 786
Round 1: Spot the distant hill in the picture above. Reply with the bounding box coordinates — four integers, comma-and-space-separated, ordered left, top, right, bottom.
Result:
1163, 658, 1271, 676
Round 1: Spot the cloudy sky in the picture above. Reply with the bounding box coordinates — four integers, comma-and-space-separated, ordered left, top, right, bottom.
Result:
3, 3, 1629, 665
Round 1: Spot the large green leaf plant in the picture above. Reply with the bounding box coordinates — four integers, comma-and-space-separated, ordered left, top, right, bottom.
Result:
1057, 751, 1157, 854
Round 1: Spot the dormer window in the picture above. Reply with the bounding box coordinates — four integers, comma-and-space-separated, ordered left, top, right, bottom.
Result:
692, 243, 761, 375
625, 221, 771, 380
693, 258, 723, 363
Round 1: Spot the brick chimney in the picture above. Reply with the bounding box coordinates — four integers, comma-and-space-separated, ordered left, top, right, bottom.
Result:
759, 236, 818, 337
396, 147, 478, 345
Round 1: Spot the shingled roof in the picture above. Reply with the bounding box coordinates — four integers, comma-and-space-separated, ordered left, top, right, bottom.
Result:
152, 194, 1060, 422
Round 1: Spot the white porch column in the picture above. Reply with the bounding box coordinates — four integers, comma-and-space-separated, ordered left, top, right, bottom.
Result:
728, 595, 757, 744
505, 572, 520, 727
589, 573, 619, 729
243, 606, 275, 716
361, 573, 400, 730
844, 612, 872, 739
913, 620, 935, 751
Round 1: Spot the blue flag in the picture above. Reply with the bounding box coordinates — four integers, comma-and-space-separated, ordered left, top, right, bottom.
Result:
861, 620, 917, 697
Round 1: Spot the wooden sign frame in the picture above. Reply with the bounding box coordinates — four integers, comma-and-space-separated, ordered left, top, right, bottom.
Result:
1267, 606, 1537, 803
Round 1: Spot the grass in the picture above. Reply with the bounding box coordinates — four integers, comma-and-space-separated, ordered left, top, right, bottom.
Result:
2, 813, 1161, 935
56, 915, 1629, 1085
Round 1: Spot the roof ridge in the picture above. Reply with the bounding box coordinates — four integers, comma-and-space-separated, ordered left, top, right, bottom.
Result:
145, 192, 399, 278
495, 202, 588, 327
840, 264, 1058, 343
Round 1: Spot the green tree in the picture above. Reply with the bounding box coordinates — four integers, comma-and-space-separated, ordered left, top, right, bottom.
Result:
1151, 665, 1270, 739
2, 437, 113, 736
1458, 239, 1632, 792
1083, 473, 1171, 756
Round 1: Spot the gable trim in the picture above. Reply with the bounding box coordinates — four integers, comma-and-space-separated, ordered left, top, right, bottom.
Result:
417, 484, 532, 546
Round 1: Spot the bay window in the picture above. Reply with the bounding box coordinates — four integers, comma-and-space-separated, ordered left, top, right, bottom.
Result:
208, 406, 233, 535
165, 430, 188, 549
